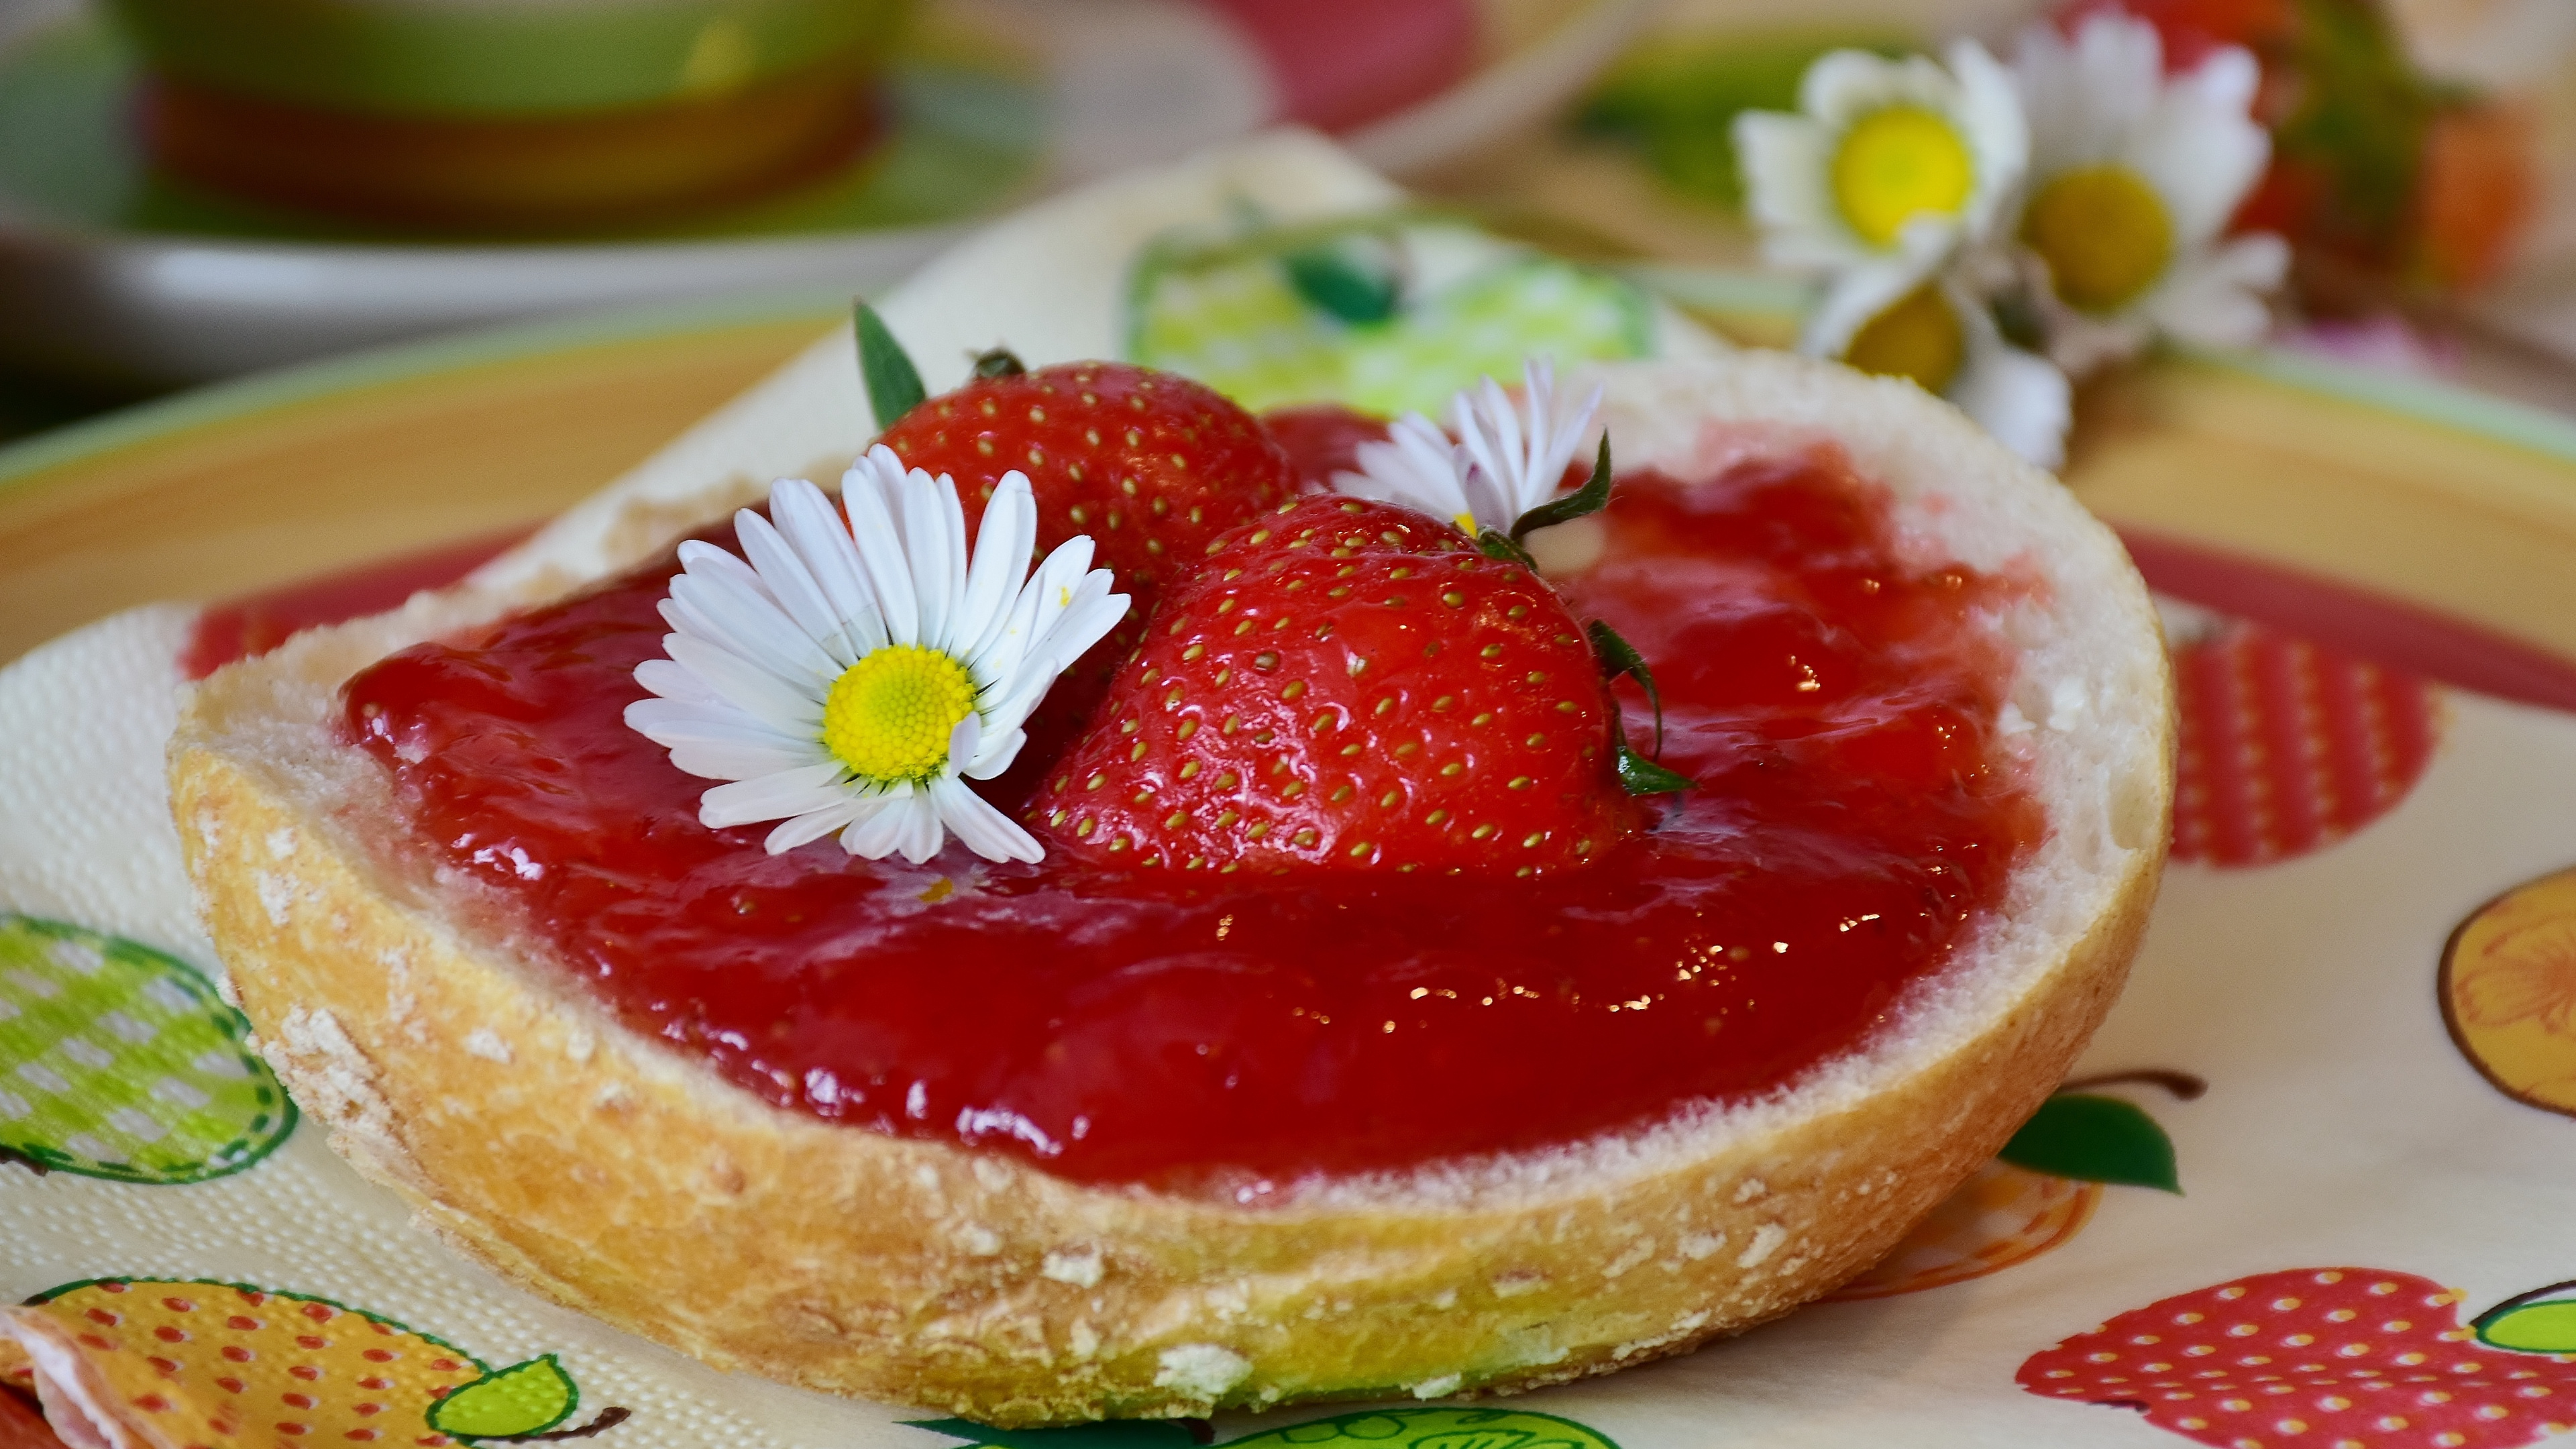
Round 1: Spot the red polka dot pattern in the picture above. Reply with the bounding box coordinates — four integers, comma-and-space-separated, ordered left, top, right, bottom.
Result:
2020, 1268, 2576, 1448
2172, 624, 2438, 867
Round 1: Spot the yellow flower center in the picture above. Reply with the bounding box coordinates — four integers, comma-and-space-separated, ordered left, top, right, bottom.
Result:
2022, 164, 2174, 313
1832, 106, 1976, 248
821, 645, 978, 784
1843, 284, 1966, 394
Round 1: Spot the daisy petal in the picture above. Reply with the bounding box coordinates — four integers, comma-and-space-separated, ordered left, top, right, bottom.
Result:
625, 701, 824, 781
958, 471, 1038, 669
765, 801, 866, 855
1947, 41, 2029, 241
635, 656, 723, 705
895, 791, 946, 864
1949, 332, 2072, 471
839, 790, 912, 857
2145, 234, 2288, 350
1334, 412, 1473, 525
899, 466, 961, 652
667, 635, 824, 729
932, 777, 1043, 863
963, 724, 1026, 780
1734, 111, 1854, 270
2127, 46, 2268, 245
842, 449, 920, 645
737, 499, 859, 667
668, 565, 839, 688
700, 761, 850, 828
770, 476, 888, 657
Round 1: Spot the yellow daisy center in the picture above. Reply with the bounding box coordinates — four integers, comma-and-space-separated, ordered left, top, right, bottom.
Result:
821, 645, 978, 783
2023, 165, 2174, 313
1843, 284, 1965, 394
1832, 106, 1975, 248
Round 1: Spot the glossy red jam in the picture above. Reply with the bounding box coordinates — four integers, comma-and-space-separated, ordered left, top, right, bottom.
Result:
341, 451, 2038, 1193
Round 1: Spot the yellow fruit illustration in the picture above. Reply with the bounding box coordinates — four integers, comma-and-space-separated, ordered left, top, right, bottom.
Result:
0, 1279, 607, 1446
2443, 864, 2576, 1117
1825, 1159, 2102, 1301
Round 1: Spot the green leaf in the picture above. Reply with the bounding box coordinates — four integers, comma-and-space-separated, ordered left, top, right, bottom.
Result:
1615, 743, 1695, 796
903, 1419, 1201, 1449
1509, 435, 1613, 541
1283, 243, 1401, 325
1998, 1093, 2180, 1193
856, 300, 926, 427
428, 1356, 576, 1440
2475, 1287, 2576, 1354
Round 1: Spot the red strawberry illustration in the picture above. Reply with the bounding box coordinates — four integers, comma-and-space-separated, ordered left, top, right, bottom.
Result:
2020, 1268, 2576, 1448
875, 356, 1298, 606
1033, 496, 1646, 873
2169, 616, 2439, 867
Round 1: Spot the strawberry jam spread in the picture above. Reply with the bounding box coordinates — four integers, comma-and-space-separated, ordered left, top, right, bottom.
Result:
341, 450, 2037, 1193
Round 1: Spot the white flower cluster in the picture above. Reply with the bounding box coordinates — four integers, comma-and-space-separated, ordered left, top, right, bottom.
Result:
1734, 9, 2290, 469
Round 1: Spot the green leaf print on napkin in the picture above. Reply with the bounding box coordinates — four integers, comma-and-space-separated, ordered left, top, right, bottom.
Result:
0, 913, 296, 1183
1128, 215, 1651, 418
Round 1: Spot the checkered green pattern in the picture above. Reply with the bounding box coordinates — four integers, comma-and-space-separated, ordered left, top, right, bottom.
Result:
1341, 260, 1650, 418
0, 914, 295, 1183
1129, 225, 1652, 417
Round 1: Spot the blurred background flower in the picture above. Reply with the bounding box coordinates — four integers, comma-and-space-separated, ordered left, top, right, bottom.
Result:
0, 0, 2568, 451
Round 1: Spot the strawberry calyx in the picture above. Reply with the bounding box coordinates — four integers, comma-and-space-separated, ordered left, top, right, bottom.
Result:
1499, 433, 1615, 549
1585, 617, 1695, 797
969, 345, 1026, 380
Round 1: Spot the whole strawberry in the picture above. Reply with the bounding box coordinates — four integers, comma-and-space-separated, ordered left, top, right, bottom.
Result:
2020, 1267, 2576, 1449
875, 355, 1297, 605
1032, 496, 1646, 873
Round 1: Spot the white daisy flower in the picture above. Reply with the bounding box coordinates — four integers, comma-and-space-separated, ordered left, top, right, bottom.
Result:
1330, 357, 1603, 535
1733, 41, 2029, 276
624, 445, 1127, 865
1806, 235, 2072, 470
2012, 11, 2290, 374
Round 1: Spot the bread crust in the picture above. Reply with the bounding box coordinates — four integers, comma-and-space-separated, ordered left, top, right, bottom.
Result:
170, 354, 2173, 1426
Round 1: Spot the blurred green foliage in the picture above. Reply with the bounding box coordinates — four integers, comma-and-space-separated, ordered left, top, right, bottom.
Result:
2267, 0, 2442, 268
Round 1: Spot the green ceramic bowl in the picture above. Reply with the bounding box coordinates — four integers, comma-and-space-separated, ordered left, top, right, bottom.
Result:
105, 0, 909, 118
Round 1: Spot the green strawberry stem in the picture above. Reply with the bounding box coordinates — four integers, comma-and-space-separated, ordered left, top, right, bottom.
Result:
1511, 435, 1613, 541
856, 300, 927, 427
1472, 528, 1538, 568
1585, 617, 1666, 757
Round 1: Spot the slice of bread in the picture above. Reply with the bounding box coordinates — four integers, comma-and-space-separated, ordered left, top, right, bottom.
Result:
170, 352, 2171, 1427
